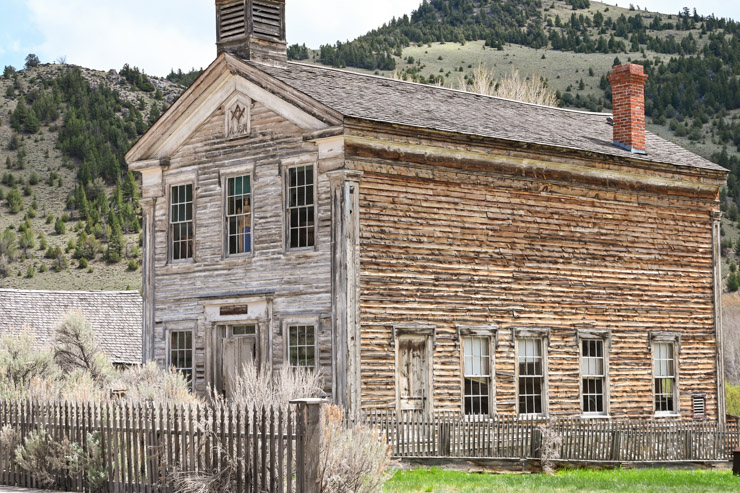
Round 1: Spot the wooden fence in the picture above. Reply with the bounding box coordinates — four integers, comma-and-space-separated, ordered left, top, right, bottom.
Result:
0, 399, 319, 493
354, 410, 740, 462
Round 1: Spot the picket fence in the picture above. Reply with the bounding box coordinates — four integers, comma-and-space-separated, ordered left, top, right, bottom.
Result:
0, 399, 312, 493
354, 410, 740, 462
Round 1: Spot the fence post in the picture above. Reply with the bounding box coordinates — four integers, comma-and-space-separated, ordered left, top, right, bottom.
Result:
438, 422, 451, 457
291, 399, 328, 493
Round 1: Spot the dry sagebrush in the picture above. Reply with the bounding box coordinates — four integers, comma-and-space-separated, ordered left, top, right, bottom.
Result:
319, 405, 394, 493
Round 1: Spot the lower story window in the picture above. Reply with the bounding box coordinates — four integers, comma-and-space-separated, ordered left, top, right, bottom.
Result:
170, 330, 193, 386
518, 338, 544, 415
463, 336, 491, 415
654, 342, 677, 413
288, 325, 316, 369
581, 339, 606, 415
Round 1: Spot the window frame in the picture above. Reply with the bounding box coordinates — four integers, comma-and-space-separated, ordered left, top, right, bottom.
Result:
167, 181, 196, 264
282, 316, 320, 371
222, 170, 255, 258
578, 332, 610, 418
457, 325, 497, 417
167, 329, 194, 389
514, 328, 549, 417
283, 162, 318, 252
650, 333, 680, 417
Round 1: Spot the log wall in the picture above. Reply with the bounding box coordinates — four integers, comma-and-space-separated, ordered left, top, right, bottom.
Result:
350, 125, 724, 420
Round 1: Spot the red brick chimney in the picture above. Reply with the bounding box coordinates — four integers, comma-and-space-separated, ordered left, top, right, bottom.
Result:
607, 63, 649, 155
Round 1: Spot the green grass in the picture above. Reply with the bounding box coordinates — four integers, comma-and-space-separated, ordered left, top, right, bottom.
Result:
384, 467, 740, 492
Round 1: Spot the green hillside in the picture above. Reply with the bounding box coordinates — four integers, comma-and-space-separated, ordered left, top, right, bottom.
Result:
0, 63, 184, 291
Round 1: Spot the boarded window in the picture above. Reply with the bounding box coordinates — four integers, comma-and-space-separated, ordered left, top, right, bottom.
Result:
227, 175, 252, 255
169, 331, 193, 387
654, 342, 676, 413
288, 325, 316, 369
287, 165, 315, 249
397, 336, 430, 412
463, 336, 490, 415
518, 338, 544, 415
170, 184, 194, 261
581, 339, 606, 415
219, 1, 246, 40
252, 1, 282, 39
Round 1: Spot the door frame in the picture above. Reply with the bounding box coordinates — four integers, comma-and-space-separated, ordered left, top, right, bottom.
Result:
393, 324, 436, 417
214, 321, 263, 394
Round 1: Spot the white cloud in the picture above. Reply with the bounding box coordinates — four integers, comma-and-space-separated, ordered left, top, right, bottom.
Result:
26, 0, 215, 75
23, 0, 424, 76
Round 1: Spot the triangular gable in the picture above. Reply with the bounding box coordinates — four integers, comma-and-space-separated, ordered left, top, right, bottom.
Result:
126, 53, 342, 165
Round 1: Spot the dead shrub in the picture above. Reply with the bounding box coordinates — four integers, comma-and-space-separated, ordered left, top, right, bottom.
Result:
213, 362, 324, 409
538, 424, 562, 475
14, 427, 75, 489
52, 310, 113, 383
318, 405, 394, 493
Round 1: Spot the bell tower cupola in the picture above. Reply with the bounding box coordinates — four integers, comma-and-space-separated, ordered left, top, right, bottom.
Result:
216, 0, 287, 64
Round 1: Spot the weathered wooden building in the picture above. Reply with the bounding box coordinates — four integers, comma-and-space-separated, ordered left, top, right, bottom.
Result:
126, 0, 728, 421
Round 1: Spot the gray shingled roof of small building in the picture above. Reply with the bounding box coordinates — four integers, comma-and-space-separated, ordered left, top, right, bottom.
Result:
0, 289, 142, 365
253, 61, 725, 173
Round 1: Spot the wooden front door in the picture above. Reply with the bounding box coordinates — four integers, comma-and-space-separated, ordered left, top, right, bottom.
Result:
222, 337, 256, 398
396, 336, 431, 414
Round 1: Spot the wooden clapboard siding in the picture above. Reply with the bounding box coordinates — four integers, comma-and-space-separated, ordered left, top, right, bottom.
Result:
145, 101, 337, 394
352, 124, 720, 420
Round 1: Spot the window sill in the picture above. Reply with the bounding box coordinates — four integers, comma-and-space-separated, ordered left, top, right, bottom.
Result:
517, 414, 546, 420
654, 412, 681, 418
580, 414, 610, 419
285, 246, 319, 255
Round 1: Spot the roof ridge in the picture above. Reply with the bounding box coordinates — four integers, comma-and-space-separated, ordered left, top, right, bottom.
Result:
0, 288, 141, 295
280, 60, 611, 117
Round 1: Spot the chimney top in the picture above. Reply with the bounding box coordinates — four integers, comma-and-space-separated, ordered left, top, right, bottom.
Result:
607, 63, 649, 155
216, 0, 287, 65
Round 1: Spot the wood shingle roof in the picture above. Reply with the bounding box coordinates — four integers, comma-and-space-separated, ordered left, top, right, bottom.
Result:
0, 289, 142, 365
254, 60, 725, 173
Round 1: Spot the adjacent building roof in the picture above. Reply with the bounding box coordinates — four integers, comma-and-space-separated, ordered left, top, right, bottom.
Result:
0, 289, 142, 365
254, 60, 725, 173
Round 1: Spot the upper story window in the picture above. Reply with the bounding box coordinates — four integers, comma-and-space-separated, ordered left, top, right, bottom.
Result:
170, 184, 194, 261
287, 165, 315, 249
227, 175, 252, 255
517, 337, 545, 415
653, 341, 677, 414
581, 339, 607, 415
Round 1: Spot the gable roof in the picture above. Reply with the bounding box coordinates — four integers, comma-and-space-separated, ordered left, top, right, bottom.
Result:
252, 60, 724, 173
0, 289, 142, 365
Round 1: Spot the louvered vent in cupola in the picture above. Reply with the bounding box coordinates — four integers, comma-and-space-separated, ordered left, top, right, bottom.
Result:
219, 1, 246, 40
251, 1, 282, 40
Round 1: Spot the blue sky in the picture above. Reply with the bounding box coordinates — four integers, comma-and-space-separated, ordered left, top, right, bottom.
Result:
1, 1, 739, 77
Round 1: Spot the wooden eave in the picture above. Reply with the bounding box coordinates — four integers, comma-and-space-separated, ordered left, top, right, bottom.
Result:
125, 52, 342, 166
343, 118, 727, 197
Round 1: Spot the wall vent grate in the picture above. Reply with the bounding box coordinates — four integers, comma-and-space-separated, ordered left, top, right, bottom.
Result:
252, 1, 282, 40
219, 2, 246, 40
692, 394, 706, 419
